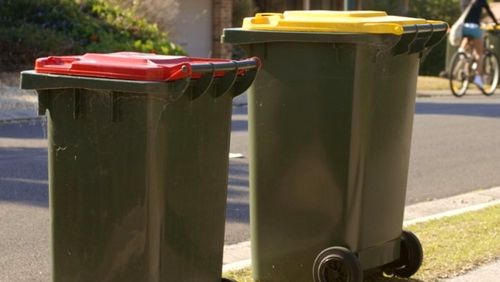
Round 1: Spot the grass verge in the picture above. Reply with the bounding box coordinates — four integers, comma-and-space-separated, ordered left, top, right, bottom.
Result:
224, 204, 500, 282
417, 76, 450, 91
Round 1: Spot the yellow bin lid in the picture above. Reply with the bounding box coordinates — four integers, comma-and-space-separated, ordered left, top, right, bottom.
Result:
242, 11, 440, 35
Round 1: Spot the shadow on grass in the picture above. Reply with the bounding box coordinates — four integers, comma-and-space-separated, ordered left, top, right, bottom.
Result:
363, 271, 424, 282
364, 277, 423, 282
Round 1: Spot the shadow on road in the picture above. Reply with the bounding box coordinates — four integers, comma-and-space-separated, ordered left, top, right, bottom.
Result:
0, 146, 48, 207
416, 102, 500, 118
0, 118, 47, 139
231, 120, 248, 132
232, 106, 248, 116
225, 201, 249, 224
231, 106, 248, 132
227, 159, 250, 224
0, 177, 48, 207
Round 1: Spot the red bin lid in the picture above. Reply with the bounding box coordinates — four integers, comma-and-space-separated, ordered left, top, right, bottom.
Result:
34, 52, 241, 81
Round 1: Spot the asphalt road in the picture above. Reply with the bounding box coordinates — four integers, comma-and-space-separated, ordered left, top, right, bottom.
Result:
1, 95, 500, 281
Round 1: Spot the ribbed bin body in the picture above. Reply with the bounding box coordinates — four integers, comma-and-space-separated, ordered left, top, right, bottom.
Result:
20, 53, 259, 282
224, 14, 446, 281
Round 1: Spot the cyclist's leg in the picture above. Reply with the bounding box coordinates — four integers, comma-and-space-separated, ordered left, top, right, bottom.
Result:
470, 38, 485, 87
472, 38, 485, 73
462, 23, 483, 57
463, 23, 485, 86
460, 36, 470, 51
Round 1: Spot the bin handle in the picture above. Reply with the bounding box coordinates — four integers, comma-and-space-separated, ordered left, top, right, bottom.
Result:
188, 57, 261, 100
232, 60, 260, 97
422, 23, 447, 55
190, 57, 260, 74
214, 61, 239, 97
391, 22, 448, 56
190, 64, 216, 100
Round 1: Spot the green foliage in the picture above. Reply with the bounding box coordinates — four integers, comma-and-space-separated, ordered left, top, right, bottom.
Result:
0, 0, 185, 71
408, 1, 461, 75
407, 0, 462, 24
409, 0, 461, 75
363, 0, 461, 75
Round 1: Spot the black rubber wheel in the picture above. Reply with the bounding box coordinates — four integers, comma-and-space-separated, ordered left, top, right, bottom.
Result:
313, 246, 363, 282
449, 51, 470, 97
221, 278, 237, 282
385, 230, 424, 278
480, 51, 500, 96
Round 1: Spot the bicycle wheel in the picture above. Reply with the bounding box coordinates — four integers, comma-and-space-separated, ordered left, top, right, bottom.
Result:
480, 51, 499, 96
449, 52, 470, 97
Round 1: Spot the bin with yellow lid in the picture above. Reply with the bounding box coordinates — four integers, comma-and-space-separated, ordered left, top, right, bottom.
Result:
223, 10, 447, 282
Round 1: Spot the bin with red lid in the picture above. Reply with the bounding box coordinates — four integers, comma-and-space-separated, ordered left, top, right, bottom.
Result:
20, 52, 259, 282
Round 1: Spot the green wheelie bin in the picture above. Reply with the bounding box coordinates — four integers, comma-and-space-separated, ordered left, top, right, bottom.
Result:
20, 52, 259, 282
223, 11, 446, 282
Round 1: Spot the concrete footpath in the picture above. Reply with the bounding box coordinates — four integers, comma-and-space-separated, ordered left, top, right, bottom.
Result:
222, 186, 500, 281
445, 260, 500, 282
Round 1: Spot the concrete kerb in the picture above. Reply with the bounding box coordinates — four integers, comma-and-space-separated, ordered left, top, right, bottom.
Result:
222, 186, 500, 273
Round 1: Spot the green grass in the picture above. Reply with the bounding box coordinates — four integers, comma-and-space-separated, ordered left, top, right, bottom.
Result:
224, 205, 500, 282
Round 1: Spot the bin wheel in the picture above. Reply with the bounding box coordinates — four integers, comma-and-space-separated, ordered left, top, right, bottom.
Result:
313, 246, 363, 282
384, 230, 423, 278
221, 278, 237, 282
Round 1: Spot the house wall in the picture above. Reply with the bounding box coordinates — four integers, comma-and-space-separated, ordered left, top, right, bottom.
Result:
168, 0, 213, 57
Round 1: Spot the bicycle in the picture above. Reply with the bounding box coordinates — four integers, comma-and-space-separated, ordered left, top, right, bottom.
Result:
449, 36, 500, 97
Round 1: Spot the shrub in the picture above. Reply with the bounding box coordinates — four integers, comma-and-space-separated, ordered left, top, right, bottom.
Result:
362, 0, 461, 75
0, 0, 185, 71
407, 0, 461, 75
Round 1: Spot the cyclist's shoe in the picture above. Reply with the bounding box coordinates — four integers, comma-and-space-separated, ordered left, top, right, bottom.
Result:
474, 75, 484, 89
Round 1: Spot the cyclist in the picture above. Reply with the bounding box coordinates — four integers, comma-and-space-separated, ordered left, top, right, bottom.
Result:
460, 0, 499, 87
